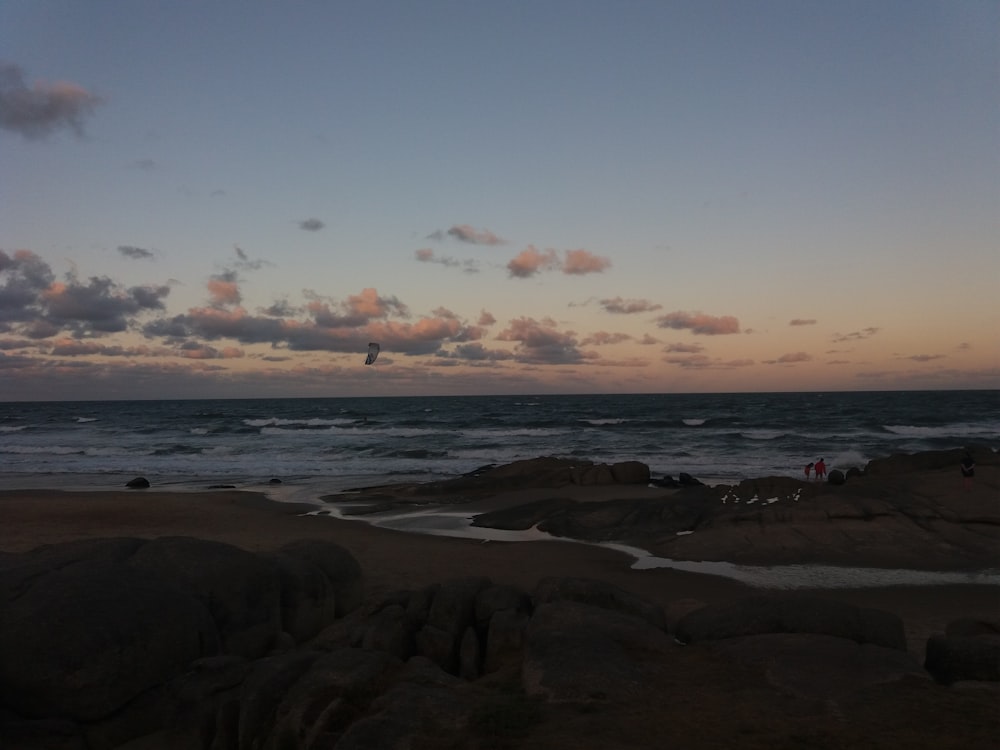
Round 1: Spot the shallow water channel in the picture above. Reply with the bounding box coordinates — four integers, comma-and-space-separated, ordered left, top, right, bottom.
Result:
305, 500, 1000, 591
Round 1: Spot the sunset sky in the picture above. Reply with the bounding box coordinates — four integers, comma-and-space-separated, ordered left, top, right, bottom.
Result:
1, 0, 997, 401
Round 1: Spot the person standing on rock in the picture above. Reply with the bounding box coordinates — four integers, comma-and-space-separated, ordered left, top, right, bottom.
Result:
814, 458, 826, 481
961, 453, 975, 491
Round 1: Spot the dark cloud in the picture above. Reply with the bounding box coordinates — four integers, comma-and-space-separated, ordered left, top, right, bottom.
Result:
439, 343, 515, 361
446, 225, 505, 245
495, 317, 588, 364
130, 159, 156, 170
600, 297, 662, 314
655, 311, 741, 335
832, 327, 880, 343
299, 218, 325, 232
118, 245, 155, 260
232, 246, 272, 272
905, 354, 945, 362
414, 248, 479, 273
789, 318, 817, 326
762, 352, 813, 364
0, 63, 103, 139
43, 274, 170, 333
1, 249, 55, 322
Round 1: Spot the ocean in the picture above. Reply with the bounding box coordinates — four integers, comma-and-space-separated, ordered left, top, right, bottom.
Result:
1, 391, 997, 492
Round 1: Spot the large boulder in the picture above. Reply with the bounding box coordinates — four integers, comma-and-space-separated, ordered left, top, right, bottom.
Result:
522, 600, 674, 703
0, 562, 218, 723
925, 630, 1000, 685
128, 536, 283, 658
415, 577, 491, 674
268, 549, 338, 644
713, 633, 928, 700
674, 594, 907, 651
611, 460, 652, 484
533, 576, 666, 630
278, 539, 364, 618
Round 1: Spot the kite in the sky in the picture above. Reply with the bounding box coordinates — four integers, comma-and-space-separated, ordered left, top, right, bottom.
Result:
364, 342, 380, 365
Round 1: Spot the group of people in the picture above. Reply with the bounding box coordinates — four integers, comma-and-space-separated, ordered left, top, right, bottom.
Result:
804, 458, 826, 481
803, 454, 977, 490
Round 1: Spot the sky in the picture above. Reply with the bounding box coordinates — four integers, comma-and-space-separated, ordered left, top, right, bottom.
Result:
1, 0, 997, 401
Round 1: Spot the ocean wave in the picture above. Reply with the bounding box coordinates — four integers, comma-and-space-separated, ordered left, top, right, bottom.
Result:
246, 417, 352, 428
682, 418, 706, 426
0, 425, 27, 432
2, 445, 82, 455
740, 429, 787, 441
883, 422, 1000, 439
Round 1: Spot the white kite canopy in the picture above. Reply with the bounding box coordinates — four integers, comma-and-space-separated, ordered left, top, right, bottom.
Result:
364, 342, 380, 365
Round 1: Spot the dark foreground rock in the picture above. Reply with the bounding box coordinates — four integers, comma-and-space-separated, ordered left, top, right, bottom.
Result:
1, 538, 998, 749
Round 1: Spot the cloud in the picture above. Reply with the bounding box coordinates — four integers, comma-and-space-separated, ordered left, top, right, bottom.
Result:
507, 247, 611, 278
118, 245, 155, 260
763, 352, 813, 364
655, 311, 741, 335
414, 248, 479, 273
446, 225, 505, 245
495, 316, 589, 364
506, 246, 560, 278
832, 327, 880, 343
664, 353, 755, 369
437, 342, 515, 361
143, 285, 474, 357
41, 275, 170, 334
1, 249, 55, 322
0, 63, 104, 139
665, 342, 705, 354
905, 354, 945, 362
207, 272, 241, 308
299, 218, 325, 232
48, 338, 169, 358
562, 249, 611, 275
478, 310, 496, 326
789, 318, 817, 326
130, 158, 156, 170
581, 331, 631, 346
2, 251, 168, 336
178, 342, 245, 359
600, 297, 662, 314
232, 246, 271, 272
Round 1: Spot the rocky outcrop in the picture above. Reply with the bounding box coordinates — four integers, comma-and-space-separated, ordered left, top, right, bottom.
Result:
924, 618, 1000, 685
460, 450, 1000, 570
673, 593, 908, 650
2, 529, 998, 747
350, 456, 656, 504
0, 537, 362, 749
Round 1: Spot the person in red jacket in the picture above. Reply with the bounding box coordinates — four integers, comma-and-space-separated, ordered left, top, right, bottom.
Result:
814, 458, 827, 481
